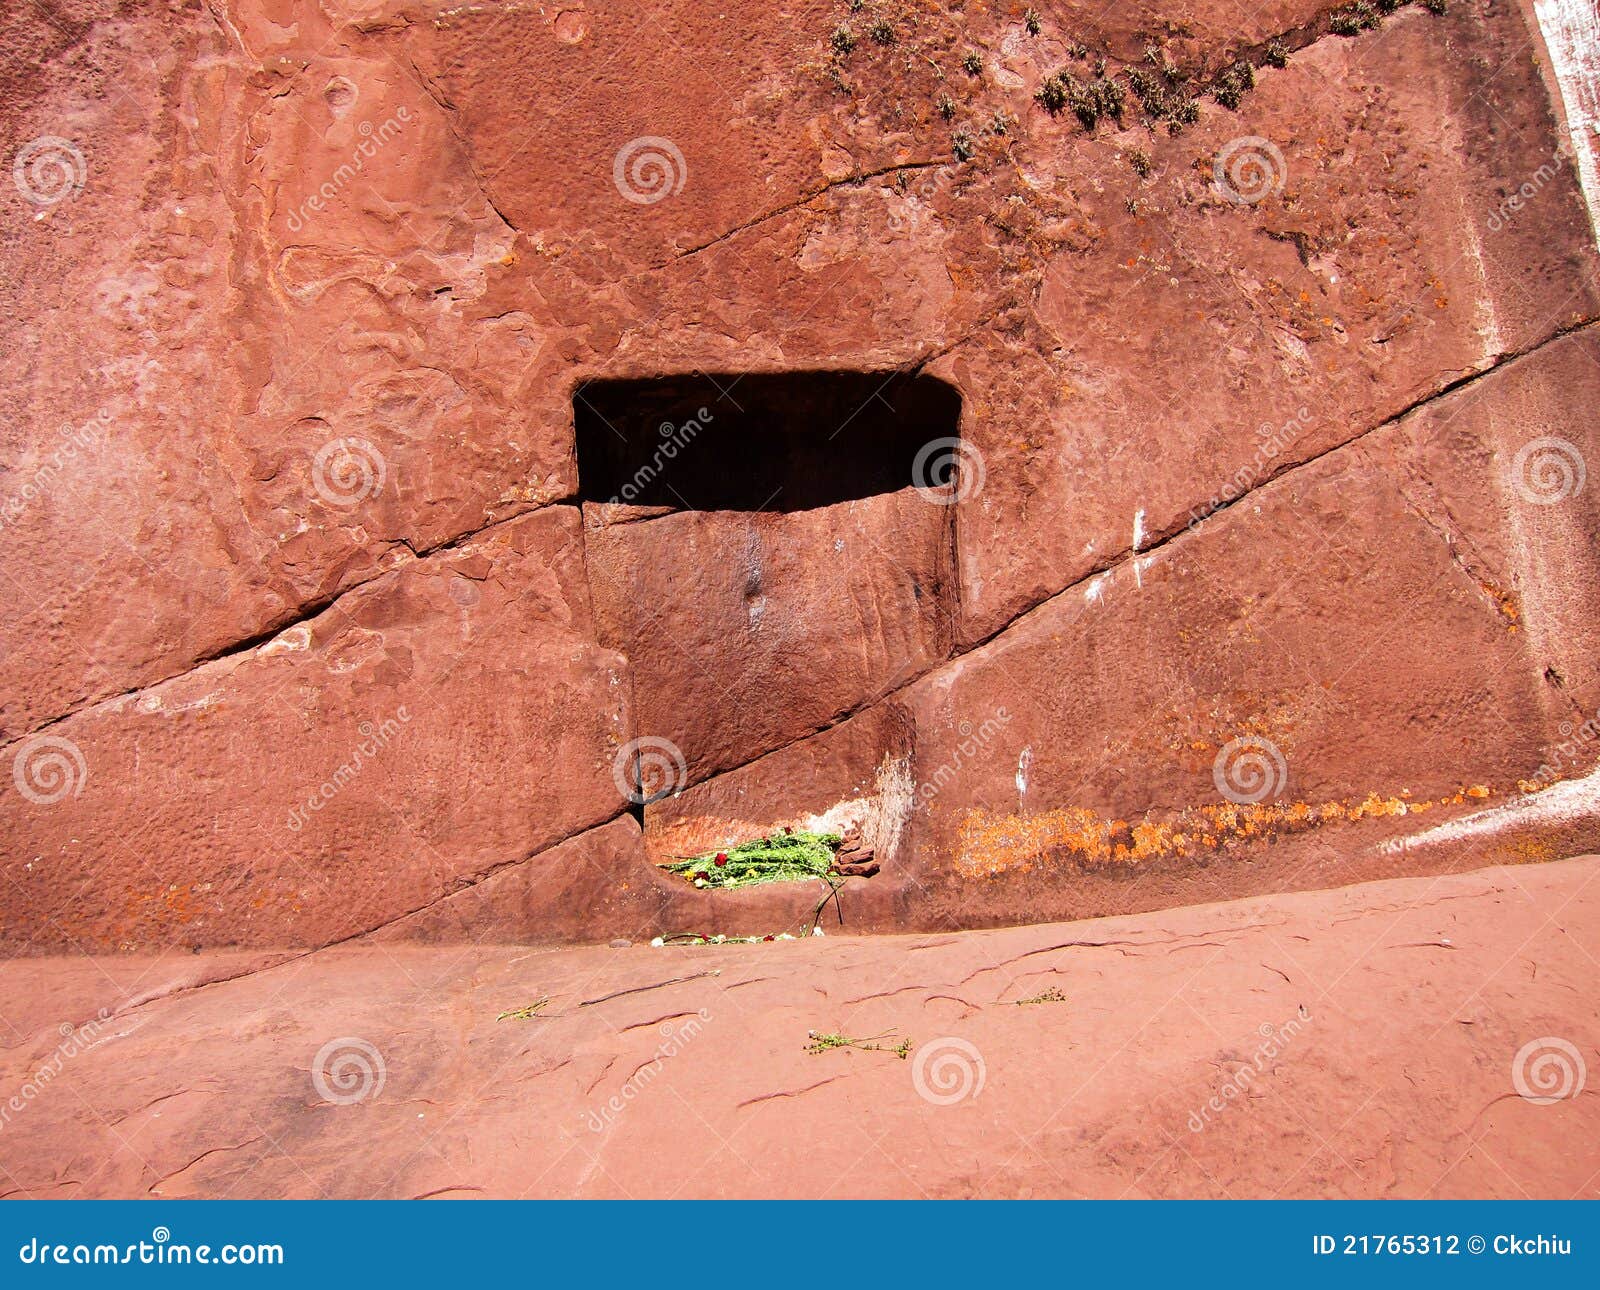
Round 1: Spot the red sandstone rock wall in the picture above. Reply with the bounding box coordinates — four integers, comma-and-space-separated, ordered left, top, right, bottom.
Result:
4, 0, 1599, 950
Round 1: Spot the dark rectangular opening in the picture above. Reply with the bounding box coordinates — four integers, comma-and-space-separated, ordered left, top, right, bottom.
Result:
573, 370, 962, 512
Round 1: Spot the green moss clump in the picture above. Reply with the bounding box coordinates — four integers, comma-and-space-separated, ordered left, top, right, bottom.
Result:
663, 830, 842, 890
1128, 66, 1167, 118
1331, 3, 1380, 35
1035, 75, 1069, 115
1042, 72, 1124, 130
1212, 60, 1255, 111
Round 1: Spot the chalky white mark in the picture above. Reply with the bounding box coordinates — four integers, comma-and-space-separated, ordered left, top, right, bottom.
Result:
1015, 746, 1033, 806
1536, 0, 1600, 244
801, 754, 915, 860
1442, 109, 1507, 355
1085, 573, 1108, 605
261, 625, 312, 655
1381, 764, 1600, 854
1132, 509, 1146, 589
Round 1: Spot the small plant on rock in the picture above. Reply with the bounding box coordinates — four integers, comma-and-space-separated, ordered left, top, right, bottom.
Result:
831, 23, 857, 54
1264, 38, 1288, 69
869, 18, 895, 45
1143, 43, 1178, 81
1423, 0, 1448, 12
1025, 8, 1042, 36
497, 997, 551, 1021
1093, 75, 1125, 123
1128, 66, 1167, 118
937, 92, 956, 121
1128, 147, 1152, 177
962, 50, 983, 75
807, 1029, 913, 1058
953, 129, 974, 161
1331, 3, 1380, 35
1212, 60, 1255, 111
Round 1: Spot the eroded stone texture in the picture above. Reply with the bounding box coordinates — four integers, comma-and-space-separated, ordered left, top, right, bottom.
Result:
5, 0, 1600, 949
587, 492, 952, 783
0, 0, 569, 740
0, 509, 629, 949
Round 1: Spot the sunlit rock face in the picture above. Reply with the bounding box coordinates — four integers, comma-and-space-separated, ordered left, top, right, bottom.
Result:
3, 0, 1600, 950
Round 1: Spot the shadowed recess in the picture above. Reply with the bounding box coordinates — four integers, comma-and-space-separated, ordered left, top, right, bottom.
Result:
573, 371, 963, 511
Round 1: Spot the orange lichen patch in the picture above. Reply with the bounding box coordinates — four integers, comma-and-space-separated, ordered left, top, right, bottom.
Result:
48, 881, 228, 951
1506, 836, 1558, 864
1478, 579, 1520, 629
1154, 697, 1307, 772
954, 784, 1502, 878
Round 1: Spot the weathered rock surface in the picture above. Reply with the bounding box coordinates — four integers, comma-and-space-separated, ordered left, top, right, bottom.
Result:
2, 508, 633, 949
5, 1, 1600, 949
588, 492, 953, 783
1, 858, 1594, 1198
